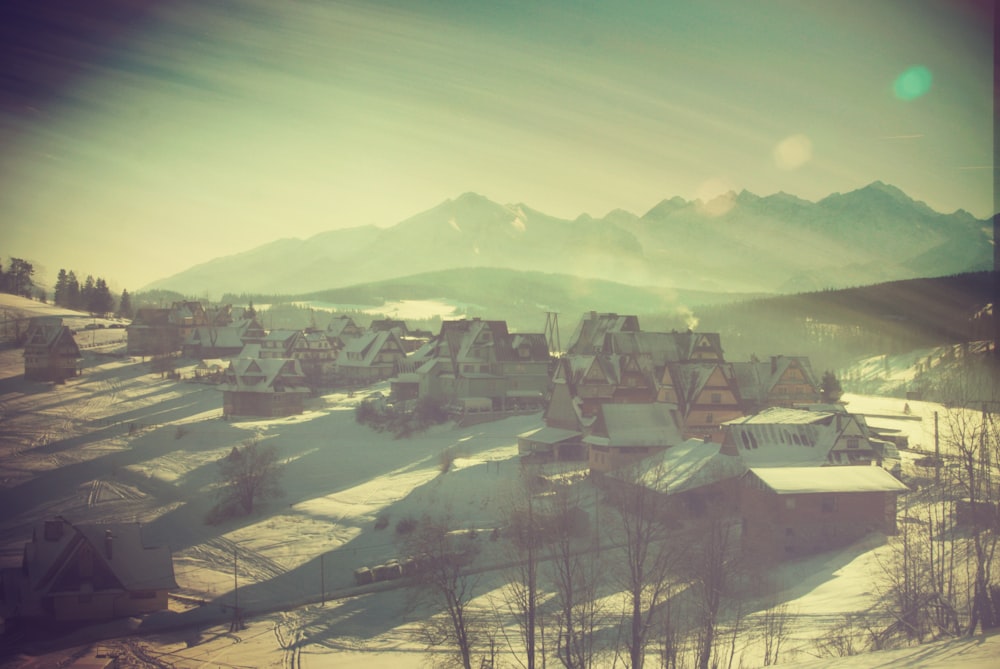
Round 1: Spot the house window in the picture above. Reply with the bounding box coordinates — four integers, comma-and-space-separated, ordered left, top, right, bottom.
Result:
785, 498, 796, 509
821, 496, 836, 513
847, 437, 859, 449
706, 413, 714, 424
711, 392, 722, 404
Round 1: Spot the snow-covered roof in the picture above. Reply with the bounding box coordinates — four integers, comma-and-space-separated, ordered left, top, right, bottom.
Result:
25, 518, 177, 595
518, 426, 581, 444
338, 330, 401, 368
222, 357, 308, 393
748, 466, 909, 495
583, 402, 682, 448
613, 439, 746, 495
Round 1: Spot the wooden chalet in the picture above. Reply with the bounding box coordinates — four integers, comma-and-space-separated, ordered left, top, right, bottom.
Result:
602, 439, 746, 526
127, 301, 231, 356
9, 517, 176, 621
259, 329, 300, 359
732, 355, 820, 411
337, 330, 407, 383
658, 361, 744, 441
326, 315, 364, 349
397, 318, 550, 415
585, 402, 684, 473
221, 357, 310, 417
22, 317, 80, 382
293, 330, 337, 387
740, 466, 908, 560
181, 318, 255, 358
564, 312, 640, 355
721, 406, 885, 468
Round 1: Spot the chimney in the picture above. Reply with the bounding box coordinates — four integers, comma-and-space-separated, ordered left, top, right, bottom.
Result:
770, 356, 778, 374
104, 529, 113, 560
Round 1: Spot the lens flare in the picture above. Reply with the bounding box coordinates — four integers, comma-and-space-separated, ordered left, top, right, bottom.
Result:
893, 66, 933, 100
773, 134, 813, 170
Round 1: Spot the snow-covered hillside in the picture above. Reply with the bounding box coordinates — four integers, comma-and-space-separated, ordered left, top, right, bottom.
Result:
0, 332, 997, 667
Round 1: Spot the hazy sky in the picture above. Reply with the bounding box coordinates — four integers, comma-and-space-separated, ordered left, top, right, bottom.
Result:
0, 0, 994, 291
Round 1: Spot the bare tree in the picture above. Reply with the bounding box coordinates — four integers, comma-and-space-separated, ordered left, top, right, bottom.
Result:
604, 463, 687, 669
500, 475, 544, 669
406, 515, 482, 669
945, 402, 1000, 634
688, 517, 738, 669
545, 486, 602, 669
208, 435, 284, 521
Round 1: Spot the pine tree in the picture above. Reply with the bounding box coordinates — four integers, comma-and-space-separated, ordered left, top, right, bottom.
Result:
66, 271, 81, 310
81, 275, 96, 313
118, 289, 133, 319
5, 258, 35, 298
54, 269, 69, 307
820, 370, 843, 403
90, 277, 114, 316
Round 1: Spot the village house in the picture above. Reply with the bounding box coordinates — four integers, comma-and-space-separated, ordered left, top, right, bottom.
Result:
601, 439, 747, 527
293, 329, 338, 387
221, 357, 310, 417
564, 312, 640, 355
658, 360, 744, 441
326, 315, 364, 350
337, 329, 408, 384
22, 317, 80, 382
5, 517, 176, 622
585, 402, 684, 473
397, 318, 551, 417
733, 355, 821, 411
181, 317, 256, 359
740, 466, 908, 560
538, 314, 747, 461
127, 301, 232, 356
259, 329, 300, 359
721, 406, 886, 469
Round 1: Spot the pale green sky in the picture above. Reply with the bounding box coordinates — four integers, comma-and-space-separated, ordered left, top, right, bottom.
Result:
0, 0, 993, 291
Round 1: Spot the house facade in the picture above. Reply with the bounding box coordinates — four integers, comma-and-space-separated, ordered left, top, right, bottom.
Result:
221, 357, 310, 417
733, 355, 821, 411
9, 517, 176, 621
740, 466, 908, 560
398, 318, 550, 414
585, 402, 684, 473
721, 406, 885, 469
22, 317, 80, 382
337, 330, 408, 383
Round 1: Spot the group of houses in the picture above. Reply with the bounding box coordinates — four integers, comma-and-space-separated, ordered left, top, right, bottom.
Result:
516, 312, 908, 561
8, 309, 912, 628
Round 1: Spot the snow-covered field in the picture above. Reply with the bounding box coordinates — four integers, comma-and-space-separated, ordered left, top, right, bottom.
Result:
0, 294, 997, 667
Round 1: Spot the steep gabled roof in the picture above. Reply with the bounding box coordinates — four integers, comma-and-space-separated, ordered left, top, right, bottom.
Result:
223, 357, 308, 392
721, 407, 864, 466
565, 312, 640, 355
23, 317, 79, 356
610, 439, 747, 495
338, 330, 403, 368
25, 518, 177, 596
584, 402, 683, 448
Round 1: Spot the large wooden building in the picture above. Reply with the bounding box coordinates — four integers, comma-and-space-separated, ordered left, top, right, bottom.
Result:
8, 517, 176, 622
22, 317, 80, 382
740, 466, 908, 560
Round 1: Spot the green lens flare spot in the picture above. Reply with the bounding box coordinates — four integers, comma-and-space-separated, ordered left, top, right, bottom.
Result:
893, 66, 933, 100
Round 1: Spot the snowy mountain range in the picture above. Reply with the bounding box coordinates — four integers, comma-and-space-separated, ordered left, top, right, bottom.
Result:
143, 182, 992, 298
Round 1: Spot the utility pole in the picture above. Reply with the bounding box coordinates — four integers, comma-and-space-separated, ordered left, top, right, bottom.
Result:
320, 553, 325, 607
230, 548, 243, 632
544, 311, 561, 355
